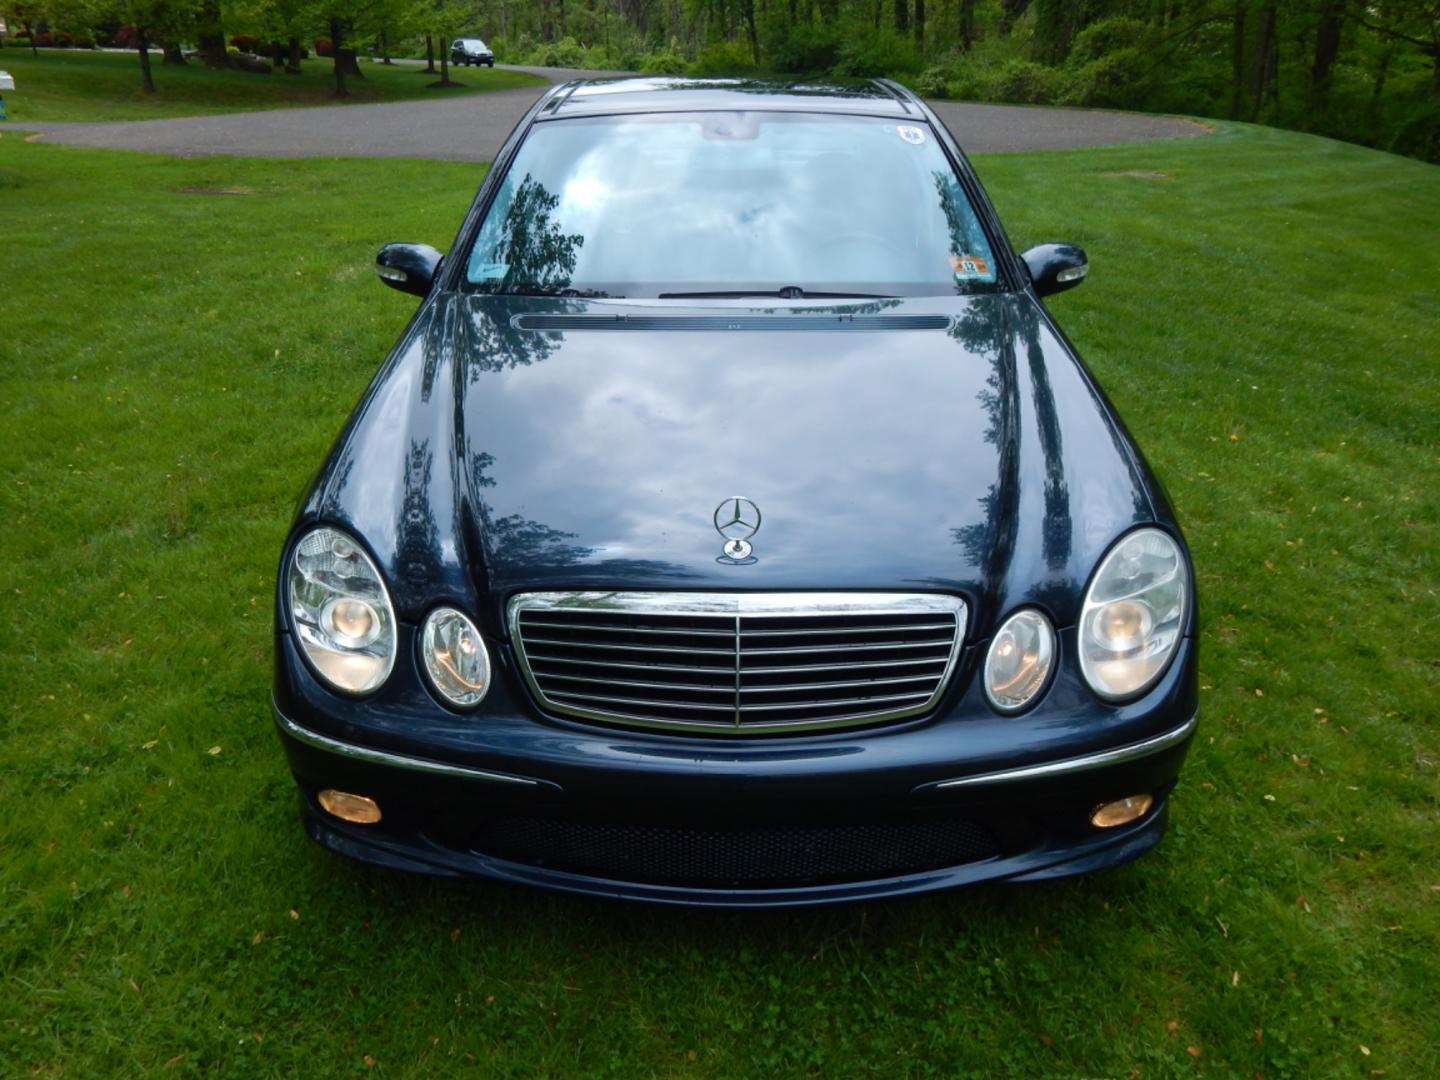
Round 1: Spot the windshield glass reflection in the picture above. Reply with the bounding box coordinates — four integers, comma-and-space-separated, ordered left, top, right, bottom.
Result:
465, 112, 1000, 299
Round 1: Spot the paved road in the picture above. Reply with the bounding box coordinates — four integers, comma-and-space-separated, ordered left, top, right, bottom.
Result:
0, 64, 1206, 158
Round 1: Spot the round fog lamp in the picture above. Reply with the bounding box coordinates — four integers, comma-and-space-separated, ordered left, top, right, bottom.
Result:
1090, 794, 1154, 828
318, 789, 382, 824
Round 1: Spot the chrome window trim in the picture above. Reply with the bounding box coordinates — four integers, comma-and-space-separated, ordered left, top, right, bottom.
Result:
927, 713, 1198, 790
507, 591, 968, 736
272, 699, 546, 787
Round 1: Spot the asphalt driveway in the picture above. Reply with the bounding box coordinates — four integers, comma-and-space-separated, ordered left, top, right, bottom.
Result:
0, 64, 1206, 159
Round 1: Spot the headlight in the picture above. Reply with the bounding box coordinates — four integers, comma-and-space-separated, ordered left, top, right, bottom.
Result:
984, 609, 1056, 712
1079, 528, 1189, 701
288, 526, 396, 694
421, 607, 491, 708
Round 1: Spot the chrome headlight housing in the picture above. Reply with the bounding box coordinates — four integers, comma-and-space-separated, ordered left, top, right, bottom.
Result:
1078, 528, 1189, 701
288, 526, 397, 695
420, 607, 492, 709
984, 608, 1056, 713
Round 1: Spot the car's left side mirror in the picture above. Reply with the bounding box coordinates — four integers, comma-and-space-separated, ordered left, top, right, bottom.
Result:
1021, 243, 1089, 298
376, 243, 444, 297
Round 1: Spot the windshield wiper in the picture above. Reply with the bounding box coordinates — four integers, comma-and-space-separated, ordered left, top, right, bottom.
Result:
496, 287, 624, 298
657, 287, 896, 300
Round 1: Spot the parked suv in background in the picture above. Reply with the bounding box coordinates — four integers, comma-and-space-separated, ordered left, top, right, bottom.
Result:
451, 38, 494, 67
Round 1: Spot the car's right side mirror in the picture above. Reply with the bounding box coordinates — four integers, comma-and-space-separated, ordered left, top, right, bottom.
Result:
1021, 243, 1089, 297
376, 243, 444, 298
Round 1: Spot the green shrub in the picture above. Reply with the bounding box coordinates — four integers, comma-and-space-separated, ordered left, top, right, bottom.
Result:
832, 27, 921, 77
638, 49, 687, 75
1060, 48, 1149, 109
986, 59, 1060, 104
765, 22, 842, 73
528, 35, 585, 68
1066, 16, 1149, 66
686, 40, 756, 76
914, 65, 952, 99
581, 44, 625, 71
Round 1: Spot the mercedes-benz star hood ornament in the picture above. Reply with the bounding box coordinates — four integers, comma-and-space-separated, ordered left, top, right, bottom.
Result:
714, 496, 761, 562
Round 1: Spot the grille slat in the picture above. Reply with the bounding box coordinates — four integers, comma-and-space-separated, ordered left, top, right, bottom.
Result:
520, 619, 735, 638
522, 636, 735, 658
548, 690, 737, 713
511, 592, 966, 735
526, 654, 736, 677
538, 671, 735, 696
738, 638, 954, 657
737, 621, 956, 638
737, 674, 937, 694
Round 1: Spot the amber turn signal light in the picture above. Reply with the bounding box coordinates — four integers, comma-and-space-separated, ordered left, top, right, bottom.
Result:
318, 789, 382, 824
1090, 794, 1153, 828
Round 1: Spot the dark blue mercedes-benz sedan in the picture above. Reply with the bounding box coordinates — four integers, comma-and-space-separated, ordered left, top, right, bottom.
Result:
272, 77, 1197, 907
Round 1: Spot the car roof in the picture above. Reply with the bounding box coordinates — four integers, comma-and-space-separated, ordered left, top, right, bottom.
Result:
537, 77, 923, 120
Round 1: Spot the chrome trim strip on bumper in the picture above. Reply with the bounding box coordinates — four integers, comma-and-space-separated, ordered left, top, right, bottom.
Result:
272, 701, 545, 787
929, 714, 1198, 790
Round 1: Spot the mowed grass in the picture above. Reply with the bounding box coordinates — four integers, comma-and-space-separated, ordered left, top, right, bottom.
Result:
0, 49, 543, 123
1, 124, 1437, 1077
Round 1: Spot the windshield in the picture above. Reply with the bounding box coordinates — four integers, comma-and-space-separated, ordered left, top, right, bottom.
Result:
463, 112, 1001, 298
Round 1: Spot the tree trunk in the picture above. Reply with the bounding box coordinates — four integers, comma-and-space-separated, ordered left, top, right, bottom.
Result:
1310, 1, 1342, 101
197, 4, 226, 69
433, 39, 457, 86
914, 0, 925, 47
425, 35, 436, 73
998, 0, 1030, 35
137, 28, 156, 92
330, 17, 348, 97
742, 0, 760, 62
337, 49, 364, 78
960, 0, 975, 51
270, 41, 284, 68
1248, 2, 1275, 121
162, 42, 186, 65
380, 30, 391, 64
1229, 0, 1245, 118
1366, 43, 1395, 124
286, 37, 302, 75
895, 0, 909, 35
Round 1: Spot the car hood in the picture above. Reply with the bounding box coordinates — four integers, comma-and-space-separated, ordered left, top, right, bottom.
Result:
308, 293, 1160, 633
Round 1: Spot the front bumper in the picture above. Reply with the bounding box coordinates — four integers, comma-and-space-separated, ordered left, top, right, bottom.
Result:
272, 630, 1198, 907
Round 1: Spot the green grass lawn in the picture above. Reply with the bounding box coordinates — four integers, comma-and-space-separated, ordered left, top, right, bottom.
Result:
0, 49, 544, 122
1, 124, 1437, 1077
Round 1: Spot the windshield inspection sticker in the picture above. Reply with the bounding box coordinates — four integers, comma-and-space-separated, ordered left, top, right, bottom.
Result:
469, 261, 509, 282
897, 125, 927, 145
950, 254, 991, 280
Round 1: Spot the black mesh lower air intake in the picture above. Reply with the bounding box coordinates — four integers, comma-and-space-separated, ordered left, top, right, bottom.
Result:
471, 817, 1000, 887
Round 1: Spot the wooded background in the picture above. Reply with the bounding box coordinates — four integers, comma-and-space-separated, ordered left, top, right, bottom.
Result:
6, 0, 1438, 161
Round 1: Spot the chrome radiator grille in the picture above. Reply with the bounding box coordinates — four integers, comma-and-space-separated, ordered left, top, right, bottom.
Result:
508, 592, 966, 734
